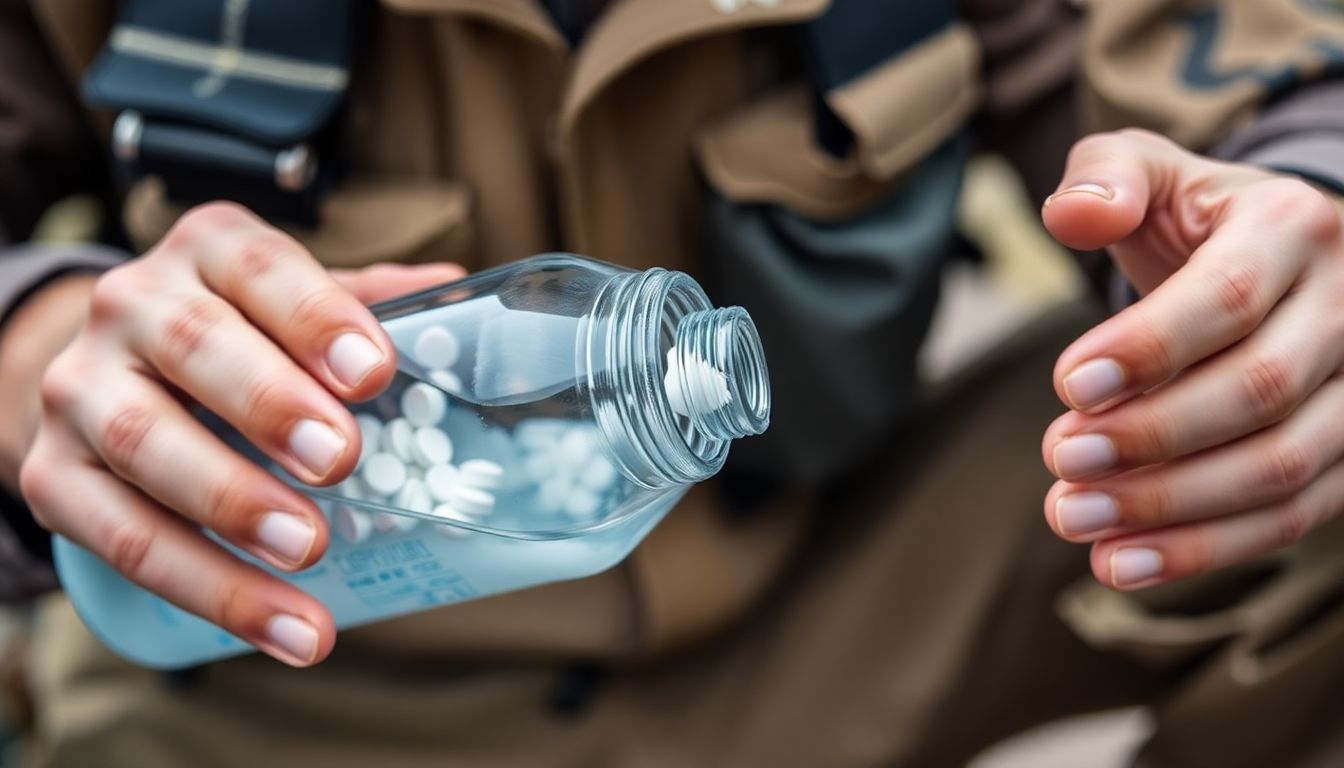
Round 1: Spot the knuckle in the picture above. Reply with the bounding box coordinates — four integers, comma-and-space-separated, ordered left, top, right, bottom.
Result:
104, 520, 155, 580
159, 202, 252, 253
88, 266, 143, 323
1241, 353, 1301, 424
1210, 264, 1264, 330
38, 353, 79, 413
1124, 319, 1175, 383
1259, 440, 1317, 498
1066, 133, 1108, 163
231, 235, 291, 285
1067, 131, 1128, 166
202, 473, 252, 532
1255, 178, 1341, 244
178, 201, 254, 234
1185, 523, 1218, 575
243, 370, 301, 436
288, 289, 347, 334
17, 458, 54, 520
209, 578, 251, 637
1130, 411, 1174, 462
1114, 126, 1165, 145
248, 371, 293, 412
1273, 497, 1315, 550
1067, 128, 1166, 164
157, 296, 226, 365
98, 404, 157, 476
1133, 480, 1175, 529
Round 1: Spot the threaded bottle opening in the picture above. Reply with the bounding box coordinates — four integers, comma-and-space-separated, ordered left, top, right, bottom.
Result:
586, 269, 772, 489
667, 308, 770, 441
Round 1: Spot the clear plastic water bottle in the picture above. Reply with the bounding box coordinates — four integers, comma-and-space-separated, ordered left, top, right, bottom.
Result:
53, 254, 771, 668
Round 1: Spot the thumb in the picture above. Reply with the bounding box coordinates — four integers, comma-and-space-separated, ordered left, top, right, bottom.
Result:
1041, 130, 1169, 252
332, 262, 466, 305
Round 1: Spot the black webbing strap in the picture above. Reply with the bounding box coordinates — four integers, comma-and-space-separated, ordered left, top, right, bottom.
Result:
82, 0, 359, 225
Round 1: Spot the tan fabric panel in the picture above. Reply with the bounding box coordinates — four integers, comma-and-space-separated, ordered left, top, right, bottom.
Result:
694, 87, 893, 220
696, 24, 980, 221
425, 17, 565, 268
557, 0, 829, 134
1081, 0, 1344, 147
28, 0, 114, 83
122, 177, 477, 270
556, 33, 748, 271
827, 22, 982, 181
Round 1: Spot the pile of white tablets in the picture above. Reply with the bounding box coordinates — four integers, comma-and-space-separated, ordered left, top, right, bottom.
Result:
331, 323, 505, 543
515, 420, 619, 522
327, 328, 729, 544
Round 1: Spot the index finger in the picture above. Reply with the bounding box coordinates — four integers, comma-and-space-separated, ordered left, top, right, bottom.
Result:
161, 203, 398, 403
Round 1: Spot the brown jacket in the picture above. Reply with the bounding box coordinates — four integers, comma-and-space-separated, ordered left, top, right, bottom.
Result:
4, 0, 1344, 661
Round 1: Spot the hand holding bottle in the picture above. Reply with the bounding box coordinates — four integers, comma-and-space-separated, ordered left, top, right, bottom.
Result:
17, 202, 462, 666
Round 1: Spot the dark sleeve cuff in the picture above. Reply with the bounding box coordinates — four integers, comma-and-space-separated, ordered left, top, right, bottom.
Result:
0, 243, 127, 600
1212, 79, 1344, 195
0, 242, 127, 329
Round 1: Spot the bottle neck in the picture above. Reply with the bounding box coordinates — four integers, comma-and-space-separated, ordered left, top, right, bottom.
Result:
587, 269, 770, 489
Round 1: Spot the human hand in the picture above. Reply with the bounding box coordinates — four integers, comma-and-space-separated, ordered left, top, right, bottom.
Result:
1040, 129, 1344, 591
16, 202, 463, 665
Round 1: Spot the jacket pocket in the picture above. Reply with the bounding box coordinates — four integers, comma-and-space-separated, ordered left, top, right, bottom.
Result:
694, 22, 980, 220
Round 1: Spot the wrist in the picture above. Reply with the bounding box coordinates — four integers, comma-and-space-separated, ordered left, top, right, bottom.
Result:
0, 273, 97, 492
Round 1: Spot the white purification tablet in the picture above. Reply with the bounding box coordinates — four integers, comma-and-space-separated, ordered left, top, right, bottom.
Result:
425, 463, 461, 503
515, 419, 569, 451
334, 505, 372, 544
458, 459, 504, 490
536, 473, 571, 514
429, 369, 464, 395
381, 417, 415, 462
361, 452, 408, 496
430, 504, 474, 538
410, 427, 453, 467
355, 414, 383, 466
580, 456, 618, 491
413, 326, 461, 370
401, 382, 447, 427
446, 484, 495, 516
564, 488, 603, 520
395, 477, 434, 514
522, 451, 555, 482
375, 511, 420, 534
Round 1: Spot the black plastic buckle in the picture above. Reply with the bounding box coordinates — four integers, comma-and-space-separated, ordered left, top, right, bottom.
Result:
113, 110, 321, 226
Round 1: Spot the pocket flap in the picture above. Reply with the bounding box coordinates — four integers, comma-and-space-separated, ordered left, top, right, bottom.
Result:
826, 22, 981, 181
695, 23, 981, 221
695, 87, 891, 220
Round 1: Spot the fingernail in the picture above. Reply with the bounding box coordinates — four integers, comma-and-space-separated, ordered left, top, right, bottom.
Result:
1047, 182, 1114, 205
257, 511, 316, 565
327, 333, 384, 388
1064, 358, 1125, 409
289, 419, 346, 477
1055, 492, 1118, 536
1111, 547, 1163, 587
1053, 434, 1117, 478
265, 614, 319, 665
